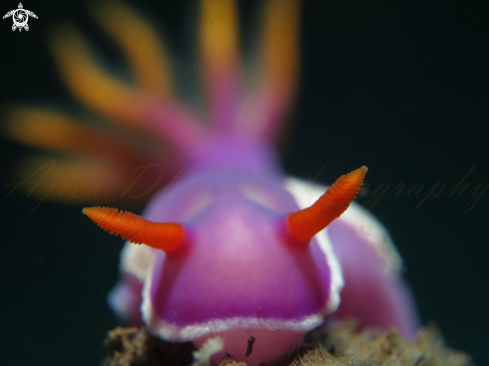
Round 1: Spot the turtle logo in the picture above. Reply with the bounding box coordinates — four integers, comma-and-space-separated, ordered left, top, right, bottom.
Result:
3, 3, 38, 32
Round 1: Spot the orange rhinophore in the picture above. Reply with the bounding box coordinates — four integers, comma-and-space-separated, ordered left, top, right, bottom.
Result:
82, 207, 185, 253
286, 166, 368, 243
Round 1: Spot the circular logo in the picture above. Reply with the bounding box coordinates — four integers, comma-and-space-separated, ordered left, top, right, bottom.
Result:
12, 9, 28, 28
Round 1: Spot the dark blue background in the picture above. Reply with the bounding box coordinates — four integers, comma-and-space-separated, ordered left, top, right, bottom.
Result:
1, 0, 488, 365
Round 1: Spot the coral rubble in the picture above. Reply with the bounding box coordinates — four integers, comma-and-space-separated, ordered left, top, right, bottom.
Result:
101, 321, 470, 366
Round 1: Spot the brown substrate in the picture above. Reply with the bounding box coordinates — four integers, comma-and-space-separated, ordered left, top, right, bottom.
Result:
101, 321, 471, 366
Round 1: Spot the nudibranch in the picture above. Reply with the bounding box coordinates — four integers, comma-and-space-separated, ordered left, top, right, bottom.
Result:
4, 0, 419, 364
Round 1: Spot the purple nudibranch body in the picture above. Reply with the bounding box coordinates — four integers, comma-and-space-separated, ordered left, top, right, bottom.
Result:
11, 0, 420, 364
108, 167, 419, 365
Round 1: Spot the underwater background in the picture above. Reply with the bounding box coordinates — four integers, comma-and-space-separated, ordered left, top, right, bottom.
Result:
1, 0, 488, 365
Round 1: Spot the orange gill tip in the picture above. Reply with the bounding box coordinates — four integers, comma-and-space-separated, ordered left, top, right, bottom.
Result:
88, 0, 174, 97
9, 156, 122, 201
46, 24, 143, 125
199, 0, 239, 71
82, 207, 185, 253
286, 166, 368, 244
4, 107, 144, 161
262, 0, 300, 95
237, 0, 301, 141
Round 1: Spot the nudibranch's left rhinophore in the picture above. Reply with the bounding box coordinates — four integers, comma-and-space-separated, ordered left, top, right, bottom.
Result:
4, 0, 420, 364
